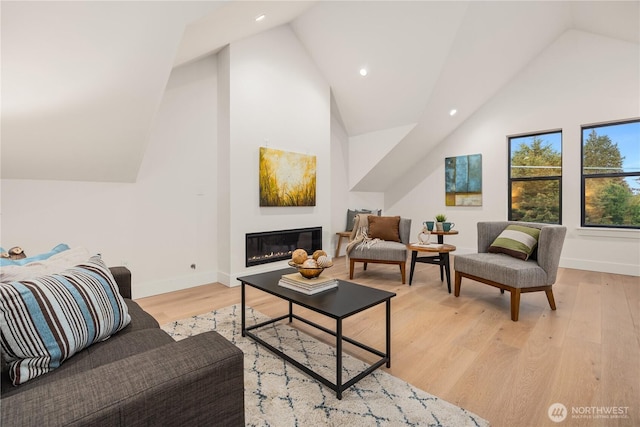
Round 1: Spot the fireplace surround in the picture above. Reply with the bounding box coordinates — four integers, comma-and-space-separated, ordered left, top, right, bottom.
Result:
246, 227, 322, 267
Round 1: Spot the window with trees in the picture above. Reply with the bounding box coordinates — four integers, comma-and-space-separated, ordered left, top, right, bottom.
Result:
508, 131, 562, 224
582, 119, 640, 228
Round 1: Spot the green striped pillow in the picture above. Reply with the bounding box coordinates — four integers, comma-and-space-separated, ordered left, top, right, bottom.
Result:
488, 225, 540, 260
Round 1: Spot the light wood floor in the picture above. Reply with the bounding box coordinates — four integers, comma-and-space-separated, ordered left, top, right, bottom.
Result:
137, 257, 640, 427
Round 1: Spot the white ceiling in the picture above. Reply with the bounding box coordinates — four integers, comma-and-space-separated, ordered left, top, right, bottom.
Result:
2, 1, 638, 186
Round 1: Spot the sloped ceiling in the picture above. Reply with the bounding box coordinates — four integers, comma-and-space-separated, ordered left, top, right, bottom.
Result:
2, 1, 638, 186
1, 1, 221, 182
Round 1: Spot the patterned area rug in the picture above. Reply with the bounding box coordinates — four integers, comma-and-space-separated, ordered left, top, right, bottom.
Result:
162, 305, 489, 427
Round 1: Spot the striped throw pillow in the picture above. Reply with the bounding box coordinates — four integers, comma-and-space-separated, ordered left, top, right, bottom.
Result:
0, 255, 131, 385
488, 225, 540, 260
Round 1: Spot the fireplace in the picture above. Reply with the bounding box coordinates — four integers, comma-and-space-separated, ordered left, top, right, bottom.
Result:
246, 227, 322, 267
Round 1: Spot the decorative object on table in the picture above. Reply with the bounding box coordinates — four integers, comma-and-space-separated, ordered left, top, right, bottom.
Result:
443, 222, 455, 232
435, 214, 447, 231
445, 154, 482, 206
288, 248, 333, 279
292, 248, 309, 264
259, 147, 316, 207
424, 220, 435, 231
417, 226, 431, 244
278, 272, 338, 294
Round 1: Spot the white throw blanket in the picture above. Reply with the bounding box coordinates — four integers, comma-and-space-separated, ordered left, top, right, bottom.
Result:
345, 214, 380, 266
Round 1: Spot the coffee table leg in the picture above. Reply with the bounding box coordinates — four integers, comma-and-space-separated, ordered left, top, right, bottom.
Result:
386, 299, 391, 368
288, 301, 293, 323
409, 250, 417, 285
336, 318, 343, 400
241, 282, 246, 337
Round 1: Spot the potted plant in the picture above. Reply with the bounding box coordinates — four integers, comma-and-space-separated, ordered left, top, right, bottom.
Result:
435, 214, 447, 231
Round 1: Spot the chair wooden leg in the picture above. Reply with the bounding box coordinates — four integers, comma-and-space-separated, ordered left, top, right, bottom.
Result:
454, 271, 462, 297
400, 263, 406, 284
510, 288, 521, 321
545, 288, 557, 310
349, 259, 355, 279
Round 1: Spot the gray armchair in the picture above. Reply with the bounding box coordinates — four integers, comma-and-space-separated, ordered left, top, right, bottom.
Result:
348, 217, 412, 283
454, 221, 567, 321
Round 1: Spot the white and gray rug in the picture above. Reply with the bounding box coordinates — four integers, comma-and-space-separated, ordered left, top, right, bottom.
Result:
162, 305, 489, 427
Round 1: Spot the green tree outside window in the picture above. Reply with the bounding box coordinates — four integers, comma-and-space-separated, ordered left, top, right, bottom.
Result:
509, 132, 562, 224
582, 120, 640, 228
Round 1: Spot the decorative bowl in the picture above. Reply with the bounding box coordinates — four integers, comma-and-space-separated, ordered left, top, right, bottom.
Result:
288, 261, 329, 279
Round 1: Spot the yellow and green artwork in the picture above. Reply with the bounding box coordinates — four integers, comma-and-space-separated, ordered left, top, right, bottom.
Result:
259, 147, 316, 207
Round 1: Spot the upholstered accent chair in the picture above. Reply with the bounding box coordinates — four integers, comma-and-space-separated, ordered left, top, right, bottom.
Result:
454, 221, 567, 321
348, 216, 412, 284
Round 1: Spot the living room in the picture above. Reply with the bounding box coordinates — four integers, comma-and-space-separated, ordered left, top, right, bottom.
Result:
1, 1, 638, 426
2, 1, 638, 298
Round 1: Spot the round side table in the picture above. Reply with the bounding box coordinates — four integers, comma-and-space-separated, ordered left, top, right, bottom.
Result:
407, 243, 457, 293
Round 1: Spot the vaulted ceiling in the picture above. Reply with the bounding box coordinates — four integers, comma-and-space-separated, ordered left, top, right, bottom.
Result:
2, 1, 638, 187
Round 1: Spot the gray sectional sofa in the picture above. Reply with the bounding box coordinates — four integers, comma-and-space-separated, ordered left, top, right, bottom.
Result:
1, 267, 245, 427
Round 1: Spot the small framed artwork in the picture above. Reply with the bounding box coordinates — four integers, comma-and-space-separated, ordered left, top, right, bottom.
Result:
445, 154, 482, 206
259, 147, 316, 207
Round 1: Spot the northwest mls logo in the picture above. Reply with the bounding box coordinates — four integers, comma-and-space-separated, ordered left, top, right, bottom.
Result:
548, 403, 630, 422
548, 403, 568, 423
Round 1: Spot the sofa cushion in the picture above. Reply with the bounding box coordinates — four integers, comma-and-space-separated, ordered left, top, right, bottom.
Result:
350, 241, 407, 262
368, 215, 401, 242
454, 253, 547, 288
488, 225, 540, 260
0, 256, 131, 385
121, 299, 161, 332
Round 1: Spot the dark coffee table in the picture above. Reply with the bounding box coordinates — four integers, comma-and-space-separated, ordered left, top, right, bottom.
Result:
237, 268, 396, 399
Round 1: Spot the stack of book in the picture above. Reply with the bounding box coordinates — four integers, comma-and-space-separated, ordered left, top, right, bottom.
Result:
278, 273, 338, 295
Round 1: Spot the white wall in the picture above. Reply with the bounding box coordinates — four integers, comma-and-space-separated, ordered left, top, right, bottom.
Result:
132, 55, 219, 296
348, 123, 416, 190
329, 99, 385, 249
0, 55, 219, 297
220, 25, 332, 285
330, 102, 351, 254
388, 30, 640, 276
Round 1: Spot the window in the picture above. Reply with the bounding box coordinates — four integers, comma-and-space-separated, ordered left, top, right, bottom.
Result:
581, 119, 640, 229
508, 130, 562, 223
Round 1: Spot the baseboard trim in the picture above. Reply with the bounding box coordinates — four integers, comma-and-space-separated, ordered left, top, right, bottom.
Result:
133, 270, 219, 299
560, 258, 639, 277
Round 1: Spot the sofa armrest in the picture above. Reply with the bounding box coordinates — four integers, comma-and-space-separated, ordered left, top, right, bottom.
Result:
109, 266, 131, 299
2, 331, 245, 427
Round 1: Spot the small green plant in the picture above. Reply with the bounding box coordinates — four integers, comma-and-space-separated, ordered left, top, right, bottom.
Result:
435, 214, 447, 222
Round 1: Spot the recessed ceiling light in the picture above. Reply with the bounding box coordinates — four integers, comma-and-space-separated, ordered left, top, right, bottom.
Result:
359, 68, 368, 77
449, 109, 458, 116
255, 14, 266, 22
